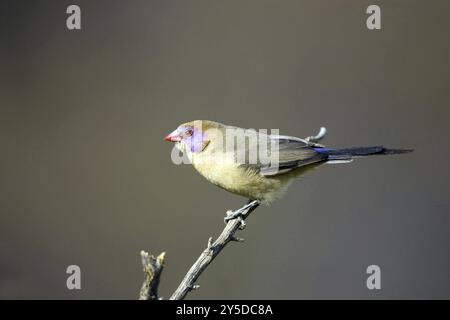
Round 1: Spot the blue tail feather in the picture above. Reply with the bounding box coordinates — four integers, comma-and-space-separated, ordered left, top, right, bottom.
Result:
314, 146, 413, 161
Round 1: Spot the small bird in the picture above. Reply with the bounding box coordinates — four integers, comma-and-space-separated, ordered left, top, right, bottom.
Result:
165, 120, 412, 220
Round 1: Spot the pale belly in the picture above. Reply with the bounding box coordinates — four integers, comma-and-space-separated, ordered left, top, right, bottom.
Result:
191, 156, 291, 202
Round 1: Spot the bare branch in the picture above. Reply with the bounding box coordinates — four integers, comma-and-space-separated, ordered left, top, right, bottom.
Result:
139, 251, 166, 300
169, 200, 260, 300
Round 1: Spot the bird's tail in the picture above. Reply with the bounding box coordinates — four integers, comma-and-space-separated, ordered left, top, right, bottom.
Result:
315, 146, 413, 163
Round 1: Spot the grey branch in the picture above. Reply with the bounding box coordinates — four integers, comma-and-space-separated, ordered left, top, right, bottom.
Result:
170, 200, 260, 300
139, 251, 166, 300
139, 127, 327, 300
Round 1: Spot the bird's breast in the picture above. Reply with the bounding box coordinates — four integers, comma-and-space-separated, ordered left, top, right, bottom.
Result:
190, 152, 287, 202
191, 153, 240, 189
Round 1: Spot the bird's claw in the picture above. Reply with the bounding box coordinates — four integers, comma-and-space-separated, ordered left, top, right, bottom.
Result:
224, 208, 245, 221
224, 209, 246, 229
224, 210, 233, 224
224, 200, 259, 229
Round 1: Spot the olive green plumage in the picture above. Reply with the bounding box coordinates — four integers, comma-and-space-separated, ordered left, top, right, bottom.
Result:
165, 120, 412, 203
167, 120, 327, 203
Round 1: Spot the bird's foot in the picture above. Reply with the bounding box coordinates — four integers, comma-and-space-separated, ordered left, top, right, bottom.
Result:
224, 210, 246, 229
224, 200, 259, 229
224, 209, 244, 222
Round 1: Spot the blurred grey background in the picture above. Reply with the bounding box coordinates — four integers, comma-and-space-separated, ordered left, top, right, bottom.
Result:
0, 0, 449, 299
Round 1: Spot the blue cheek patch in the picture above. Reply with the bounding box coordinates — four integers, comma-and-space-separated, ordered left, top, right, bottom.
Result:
186, 130, 207, 153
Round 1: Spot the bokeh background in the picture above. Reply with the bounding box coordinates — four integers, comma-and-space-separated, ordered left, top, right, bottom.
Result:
0, 0, 449, 299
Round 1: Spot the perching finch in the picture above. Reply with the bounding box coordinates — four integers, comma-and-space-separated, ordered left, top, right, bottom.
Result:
165, 120, 412, 220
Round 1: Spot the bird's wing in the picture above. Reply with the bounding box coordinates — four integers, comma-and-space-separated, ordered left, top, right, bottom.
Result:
259, 135, 327, 176
232, 133, 328, 177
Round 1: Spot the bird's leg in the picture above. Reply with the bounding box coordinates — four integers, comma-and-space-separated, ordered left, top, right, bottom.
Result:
224, 200, 260, 227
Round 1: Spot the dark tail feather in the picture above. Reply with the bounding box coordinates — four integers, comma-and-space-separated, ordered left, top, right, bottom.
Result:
316, 146, 413, 161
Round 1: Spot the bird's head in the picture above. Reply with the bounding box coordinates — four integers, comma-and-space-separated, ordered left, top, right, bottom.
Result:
164, 120, 222, 154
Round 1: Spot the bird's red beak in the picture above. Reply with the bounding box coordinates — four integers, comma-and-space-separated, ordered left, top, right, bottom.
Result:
164, 130, 182, 142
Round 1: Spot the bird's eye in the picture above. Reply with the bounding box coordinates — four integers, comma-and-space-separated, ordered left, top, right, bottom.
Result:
185, 129, 193, 136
